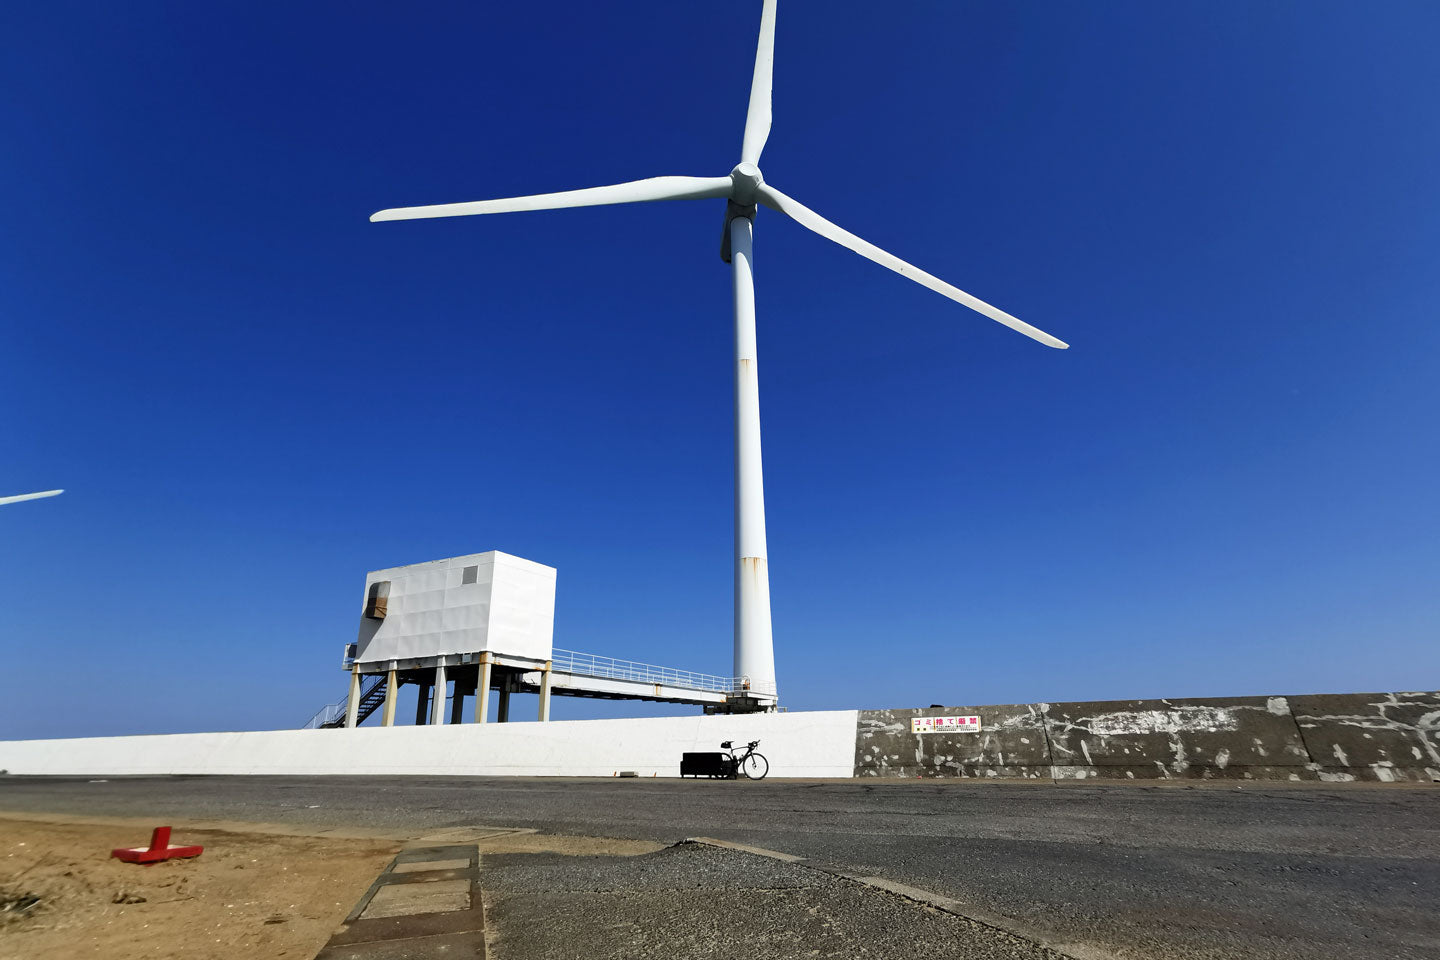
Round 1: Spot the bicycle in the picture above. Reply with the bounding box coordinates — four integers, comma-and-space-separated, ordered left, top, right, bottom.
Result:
721, 739, 768, 780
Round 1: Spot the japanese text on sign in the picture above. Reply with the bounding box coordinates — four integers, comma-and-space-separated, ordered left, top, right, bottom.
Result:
911, 715, 982, 734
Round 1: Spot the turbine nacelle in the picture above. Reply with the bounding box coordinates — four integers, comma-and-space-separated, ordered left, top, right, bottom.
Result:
729, 162, 764, 205
719, 163, 765, 264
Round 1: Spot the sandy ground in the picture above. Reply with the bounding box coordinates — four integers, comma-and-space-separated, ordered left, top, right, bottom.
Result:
0, 818, 398, 960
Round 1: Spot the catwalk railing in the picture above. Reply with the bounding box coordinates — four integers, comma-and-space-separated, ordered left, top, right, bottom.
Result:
550, 648, 777, 697
303, 702, 345, 730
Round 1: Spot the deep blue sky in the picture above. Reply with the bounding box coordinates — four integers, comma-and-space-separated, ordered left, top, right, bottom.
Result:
3, 2, 1437, 739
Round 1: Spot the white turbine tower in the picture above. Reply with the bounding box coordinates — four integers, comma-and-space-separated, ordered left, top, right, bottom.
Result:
370, 0, 1068, 711
0, 489, 64, 506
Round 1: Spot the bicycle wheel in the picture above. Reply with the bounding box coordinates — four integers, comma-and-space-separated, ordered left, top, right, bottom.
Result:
741, 753, 768, 780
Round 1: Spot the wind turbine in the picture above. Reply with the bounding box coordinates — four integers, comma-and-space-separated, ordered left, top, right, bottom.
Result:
0, 489, 64, 506
369, 0, 1068, 711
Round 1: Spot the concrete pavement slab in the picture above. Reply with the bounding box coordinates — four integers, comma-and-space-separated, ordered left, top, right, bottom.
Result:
482, 842, 1065, 960
360, 880, 471, 920
394, 858, 472, 874
321, 843, 486, 957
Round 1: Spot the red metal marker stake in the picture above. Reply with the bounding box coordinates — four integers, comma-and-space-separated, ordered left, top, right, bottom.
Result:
111, 826, 204, 865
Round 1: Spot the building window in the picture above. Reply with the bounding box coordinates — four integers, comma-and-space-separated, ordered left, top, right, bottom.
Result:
462, 565, 478, 585
364, 581, 389, 620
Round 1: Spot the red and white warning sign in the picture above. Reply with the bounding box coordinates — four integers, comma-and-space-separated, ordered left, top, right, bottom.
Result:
911, 715, 982, 734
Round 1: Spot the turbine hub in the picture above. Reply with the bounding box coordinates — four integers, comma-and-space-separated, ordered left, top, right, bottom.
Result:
730, 163, 764, 204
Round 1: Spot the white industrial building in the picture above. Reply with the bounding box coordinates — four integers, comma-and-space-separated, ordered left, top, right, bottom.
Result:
310, 551, 777, 729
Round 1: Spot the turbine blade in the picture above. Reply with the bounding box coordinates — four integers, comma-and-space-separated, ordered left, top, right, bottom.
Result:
371, 176, 733, 222
0, 489, 64, 506
740, 0, 777, 165
756, 185, 1069, 349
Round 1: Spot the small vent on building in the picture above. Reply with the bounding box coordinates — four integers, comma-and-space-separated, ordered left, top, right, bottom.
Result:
364, 580, 390, 620
462, 565, 478, 585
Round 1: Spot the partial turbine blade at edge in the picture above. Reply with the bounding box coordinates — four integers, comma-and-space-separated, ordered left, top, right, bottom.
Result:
371, 176, 734, 222
740, 0, 778, 165
0, 489, 64, 506
756, 184, 1069, 349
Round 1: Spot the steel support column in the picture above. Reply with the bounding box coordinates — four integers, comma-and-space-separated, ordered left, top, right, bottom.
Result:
344, 666, 361, 729
382, 667, 397, 727
476, 653, 492, 723
450, 683, 466, 724
431, 663, 448, 726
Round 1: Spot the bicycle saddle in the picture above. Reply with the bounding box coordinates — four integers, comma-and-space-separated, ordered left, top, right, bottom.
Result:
720, 740, 733, 748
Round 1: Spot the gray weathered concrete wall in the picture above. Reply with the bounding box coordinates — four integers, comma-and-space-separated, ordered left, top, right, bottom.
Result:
1044, 696, 1311, 780
856, 704, 1048, 779
854, 692, 1440, 782
1289, 692, 1440, 783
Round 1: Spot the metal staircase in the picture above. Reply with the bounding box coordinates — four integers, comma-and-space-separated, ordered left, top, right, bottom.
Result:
303, 673, 387, 729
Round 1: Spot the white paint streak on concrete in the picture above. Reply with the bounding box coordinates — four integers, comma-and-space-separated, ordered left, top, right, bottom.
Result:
1415, 711, 1440, 767
1089, 707, 1240, 736
1332, 743, 1349, 767
1266, 697, 1289, 716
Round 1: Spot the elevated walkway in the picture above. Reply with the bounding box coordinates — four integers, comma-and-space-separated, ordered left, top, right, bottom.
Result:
304, 648, 777, 729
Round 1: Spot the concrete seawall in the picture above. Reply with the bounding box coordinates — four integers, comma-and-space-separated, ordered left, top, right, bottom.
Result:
0, 710, 859, 779
856, 691, 1440, 782
0, 692, 1435, 782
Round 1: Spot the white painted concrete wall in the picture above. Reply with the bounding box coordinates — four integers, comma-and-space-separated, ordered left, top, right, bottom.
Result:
0, 710, 859, 779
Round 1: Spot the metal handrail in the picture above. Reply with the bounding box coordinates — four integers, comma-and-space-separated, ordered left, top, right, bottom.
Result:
550, 648, 777, 696
303, 701, 346, 730
303, 673, 385, 729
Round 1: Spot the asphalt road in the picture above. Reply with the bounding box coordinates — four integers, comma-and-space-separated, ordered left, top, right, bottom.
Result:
3, 775, 1436, 960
